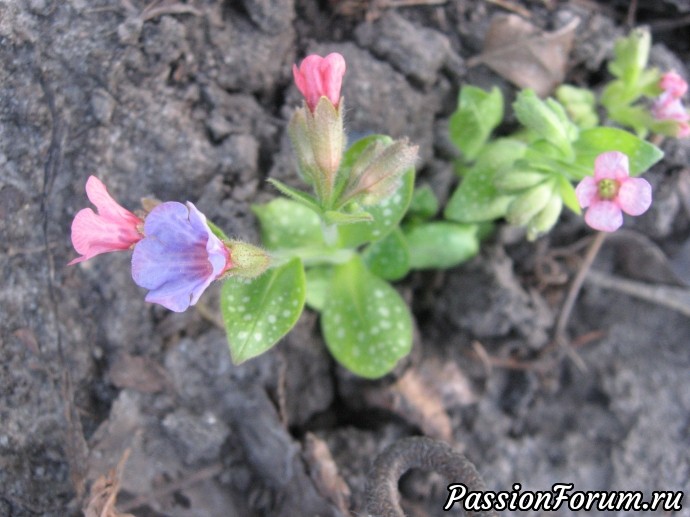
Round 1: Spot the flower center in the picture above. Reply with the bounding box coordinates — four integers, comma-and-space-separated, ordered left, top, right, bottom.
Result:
598, 178, 619, 200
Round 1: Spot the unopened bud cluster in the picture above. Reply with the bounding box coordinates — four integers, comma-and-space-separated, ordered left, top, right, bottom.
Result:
289, 53, 418, 214
496, 168, 563, 240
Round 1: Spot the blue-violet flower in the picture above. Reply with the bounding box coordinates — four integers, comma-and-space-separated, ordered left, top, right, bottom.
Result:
131, 202, 232, 312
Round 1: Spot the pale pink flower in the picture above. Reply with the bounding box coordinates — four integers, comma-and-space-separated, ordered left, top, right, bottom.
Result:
652, 71, 690, 138
575, 151, 652, 232
292, 53, 346, 112
69, 176, 143, 264
659, 71, 687, 98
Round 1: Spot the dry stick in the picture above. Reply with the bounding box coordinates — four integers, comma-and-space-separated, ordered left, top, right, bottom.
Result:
586, 270, 690, 318
119, 462, 223, 512
553, 231, 607, 361
366, 436, 497, 517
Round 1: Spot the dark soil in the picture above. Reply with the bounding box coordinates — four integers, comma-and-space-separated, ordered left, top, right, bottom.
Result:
2, 1, 690, 516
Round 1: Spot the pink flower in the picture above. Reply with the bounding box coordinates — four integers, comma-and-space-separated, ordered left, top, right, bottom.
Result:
652, 71, 690, 138
575, 151, 652, 232
70, 176, 143, 265
659, 71, 687, 98
292, 53, 346, 112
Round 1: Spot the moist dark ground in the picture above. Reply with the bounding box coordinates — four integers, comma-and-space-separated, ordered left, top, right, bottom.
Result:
2, 0, 690, 516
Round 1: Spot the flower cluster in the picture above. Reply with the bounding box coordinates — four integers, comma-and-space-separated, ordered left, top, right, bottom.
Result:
70, 176, 266, 312
652, 71, 690, 138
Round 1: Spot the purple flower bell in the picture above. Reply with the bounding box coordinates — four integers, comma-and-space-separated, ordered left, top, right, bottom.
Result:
131, 202, 232, 312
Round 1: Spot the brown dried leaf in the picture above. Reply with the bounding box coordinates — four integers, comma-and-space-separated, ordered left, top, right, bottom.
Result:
83, 449, 136, 517
469, 14, 580, 96
302, 433, 351, 513
363, 368, 453, 441
609, 230, 686, 286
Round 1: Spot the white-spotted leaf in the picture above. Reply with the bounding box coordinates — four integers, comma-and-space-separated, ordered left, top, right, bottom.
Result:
253, 198, 324, 250
362, 228, 410, 281
222, 258, 306, 363
404, 222, 479, 270
322, 256, 412, 379
335, 135, 415, 248
445, 164, 514, 223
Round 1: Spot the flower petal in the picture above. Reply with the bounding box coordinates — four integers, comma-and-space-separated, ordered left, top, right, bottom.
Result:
69, 177, 142, 264
85, 176, 140, 225
660, 71, 688, 98
575, 176, 598, 208
131, 202, 229, 312
584, 200, 623, 232
293, 53, 346, 111
618, 177, 652, 216
321, 53, 346, 108
594, 151, 629, 181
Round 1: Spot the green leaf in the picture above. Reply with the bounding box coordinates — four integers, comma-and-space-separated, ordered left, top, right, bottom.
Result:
444, 164, 515, 223
404, 222, 479, 270
555, 84, 599, 129
557, 175, 581, 215
407, 185, 439, 221
474, 138, 527, 170
222, 258, 306, 364
267, 178, 323, 215
513, 90, 576, 157
573, 127, 664, 178
323, 210, 373, 225
337, 168, 415, 248
252, 198, 324, 250
362, 228, 410, 281
608, 27, 650, 86
449, 86, 504, 161
305, 265, 333, 312
322, 256, 412, 379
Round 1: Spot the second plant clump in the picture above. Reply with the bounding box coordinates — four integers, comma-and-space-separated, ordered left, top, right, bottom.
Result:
70, 27, 688, 378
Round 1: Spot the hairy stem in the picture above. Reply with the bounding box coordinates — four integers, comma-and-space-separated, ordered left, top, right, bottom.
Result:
365, 436, 496, 517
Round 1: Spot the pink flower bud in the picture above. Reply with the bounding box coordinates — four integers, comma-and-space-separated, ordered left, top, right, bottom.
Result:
69, 176, 143, 264
292, 53, 346, 112
575, 151, 652, 232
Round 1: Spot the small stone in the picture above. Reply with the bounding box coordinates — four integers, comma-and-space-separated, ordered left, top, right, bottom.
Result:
91, 88, 115, 124
205, 112, 233, 142
162, 408, 230, 465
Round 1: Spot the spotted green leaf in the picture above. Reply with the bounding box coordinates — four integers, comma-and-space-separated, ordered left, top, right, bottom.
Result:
222, 258, 306, 364
332, 134, 415, 248
253, 198, 324, 250
404, 222, 479, 270
362, 228, 410, 281
337, 168, 415, 248
322, 256, 412, 379
444, 164, 514, 223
